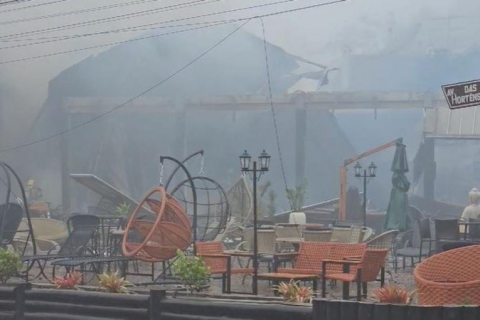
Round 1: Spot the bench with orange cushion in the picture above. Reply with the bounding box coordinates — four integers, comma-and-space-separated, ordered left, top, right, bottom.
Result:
257, 242, 367, 289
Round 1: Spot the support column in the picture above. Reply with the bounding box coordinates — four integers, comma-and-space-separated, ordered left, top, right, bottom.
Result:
423, 137, 436, 212
174, 99, 187, 161
60, 111, 71, 214
295, 95, 306, 187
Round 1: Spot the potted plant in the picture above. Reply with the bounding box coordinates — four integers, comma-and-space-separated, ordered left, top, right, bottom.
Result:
97, 271, 133, 294
373, 284, 416, 304
285, 179, 308, 224
115, 202, 131, 217
52, 272, 82, 290
0, 249, 22, 284
274, 279, 313, 304
172, 249, 211, 294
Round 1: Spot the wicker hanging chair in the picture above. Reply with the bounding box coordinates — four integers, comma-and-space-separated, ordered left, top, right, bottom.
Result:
226, 177, 253, 225
122, 187, 192, 262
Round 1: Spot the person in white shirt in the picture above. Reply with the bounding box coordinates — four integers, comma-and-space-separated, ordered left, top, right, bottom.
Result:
461, 188, 480, 220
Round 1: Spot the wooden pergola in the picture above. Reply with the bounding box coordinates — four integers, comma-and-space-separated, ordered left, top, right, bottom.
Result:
61, 91, 450, 219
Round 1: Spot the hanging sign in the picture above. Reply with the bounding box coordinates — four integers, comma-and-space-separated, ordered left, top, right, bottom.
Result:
442, 79, 480, 110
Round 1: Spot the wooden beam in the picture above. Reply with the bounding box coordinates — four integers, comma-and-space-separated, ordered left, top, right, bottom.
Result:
63, 92, 448, 114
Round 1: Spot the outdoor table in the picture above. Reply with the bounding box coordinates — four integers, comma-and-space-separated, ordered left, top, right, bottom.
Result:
458, 220, 480, 240
95, 216, 124, 252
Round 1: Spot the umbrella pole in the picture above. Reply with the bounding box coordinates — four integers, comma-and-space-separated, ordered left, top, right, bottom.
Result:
363, 169, 367, 227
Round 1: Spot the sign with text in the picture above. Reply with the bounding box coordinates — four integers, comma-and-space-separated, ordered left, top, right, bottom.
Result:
442, 79, 480, 110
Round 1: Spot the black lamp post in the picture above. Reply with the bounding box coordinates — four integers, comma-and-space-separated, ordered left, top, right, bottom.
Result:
239, 149, 270, 296
354, 161, 377, 227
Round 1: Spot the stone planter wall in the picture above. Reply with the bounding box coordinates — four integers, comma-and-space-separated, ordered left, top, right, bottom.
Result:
0, 284, 478, 320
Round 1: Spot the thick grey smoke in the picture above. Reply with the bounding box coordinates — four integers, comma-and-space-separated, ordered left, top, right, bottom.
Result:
0, 0, 479, 216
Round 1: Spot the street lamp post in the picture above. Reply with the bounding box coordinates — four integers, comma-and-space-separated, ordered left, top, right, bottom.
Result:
354, 162, 377, 227
239, 150, 270, 296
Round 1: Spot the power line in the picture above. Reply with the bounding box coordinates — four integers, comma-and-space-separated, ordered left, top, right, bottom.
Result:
0, 0, 34, 6
0, 20, 236, 50
0, 0, 226, 40
0, 0, 346, 64
0, 20, 251, 154
0, 20, 235, 64
0, 0, 312, 60
0, 0, 347, 153
0, 0, 68, 14
260, 17, 289, 194
0, 0, 164, 25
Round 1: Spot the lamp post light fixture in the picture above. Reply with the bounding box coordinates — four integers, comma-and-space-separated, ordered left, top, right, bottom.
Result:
239, 150, 270, 295
354, 161, 377, 227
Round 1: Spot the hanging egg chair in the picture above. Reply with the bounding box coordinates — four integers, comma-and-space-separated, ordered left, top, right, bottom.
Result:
170, 176, 229, 241
122, 187, 191, 262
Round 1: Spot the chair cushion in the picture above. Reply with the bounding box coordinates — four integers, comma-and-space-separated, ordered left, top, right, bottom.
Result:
396, 247, 429, 257
325, 272, 356, 282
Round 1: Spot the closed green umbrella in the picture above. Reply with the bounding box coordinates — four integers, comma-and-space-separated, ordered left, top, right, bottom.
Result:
384, 143, 411, 231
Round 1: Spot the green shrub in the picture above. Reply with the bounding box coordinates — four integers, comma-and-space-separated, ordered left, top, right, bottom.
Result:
172, 249, 210, 293
0, 249, 21, 283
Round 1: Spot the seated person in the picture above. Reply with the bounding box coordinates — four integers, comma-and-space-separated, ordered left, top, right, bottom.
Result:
461, 188, 480, 221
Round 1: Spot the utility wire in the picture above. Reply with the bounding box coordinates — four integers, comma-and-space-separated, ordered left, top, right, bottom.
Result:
0, 0, 226, 40
0, 0, 34, 6
0, 20, 237, 50
0, 20, 251, 154
259, 17, 289, 194
0, 20, 234, 64
0, 0, 68, 14
0, 0, 346, 63
0, 0, 164, 25
0, 0, 347, 153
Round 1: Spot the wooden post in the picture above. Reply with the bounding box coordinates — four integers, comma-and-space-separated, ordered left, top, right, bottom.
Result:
295, 98, 306, 188
423, 137, 435, 212
311, 299, 328, 320
175, 99, 187, 162
60, 111, 71, 214
149, 289, 166, 320
14, 283, 31, 320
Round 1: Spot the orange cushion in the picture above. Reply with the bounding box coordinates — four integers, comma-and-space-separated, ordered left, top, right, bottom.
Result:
325, 273, 356, 282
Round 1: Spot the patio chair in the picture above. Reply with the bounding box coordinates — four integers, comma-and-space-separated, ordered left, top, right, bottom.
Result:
0, 203, 24, 248
303, 230, 332, 242
361, 227, 374, 242
366, 229, 398, 271
67, 214, 101, 233
322, 248, 389, 301
467, 218, 480, 241
414, 245, 480, 305
195, 241, 253, 294
349, 226, 364, 243
330, 227, 352, 243
434, 218, 460, 254
394, 218, 434, 272
21, 225, 99, 281
275, 224, 303, 251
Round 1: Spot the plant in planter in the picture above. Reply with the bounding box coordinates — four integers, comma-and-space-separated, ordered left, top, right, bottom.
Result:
0, 249, 21, 284
374, 284, 416, 304
285, 179, 308, 223
52, 272, 82, 290
115, 202, 131, 217
172, 249, 211, 294
274, 279, 313, 304
97, 271, 132, 294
